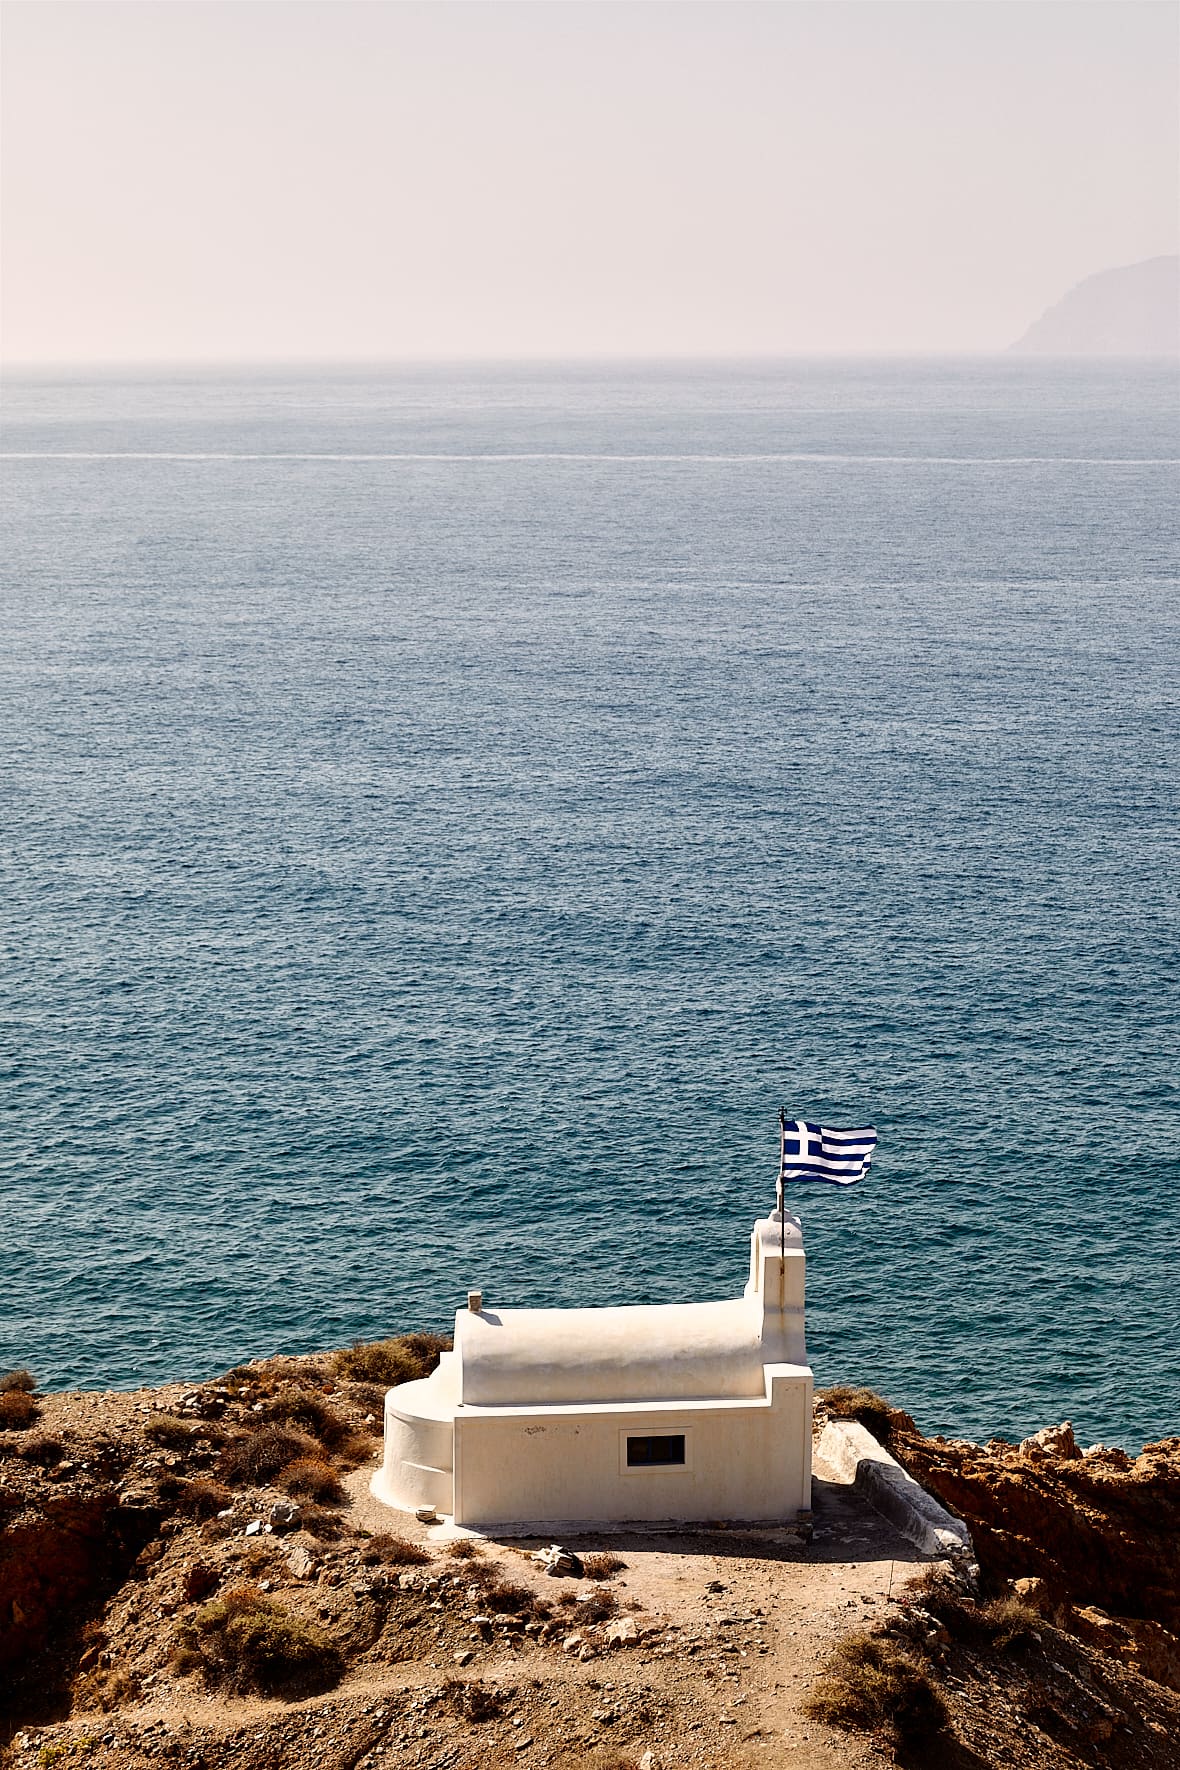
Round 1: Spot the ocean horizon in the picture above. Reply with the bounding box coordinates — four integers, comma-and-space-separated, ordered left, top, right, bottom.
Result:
2, 357, 1177, 1450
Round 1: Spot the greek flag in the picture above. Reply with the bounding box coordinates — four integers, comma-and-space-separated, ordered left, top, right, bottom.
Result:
779, 1117, 878, 1186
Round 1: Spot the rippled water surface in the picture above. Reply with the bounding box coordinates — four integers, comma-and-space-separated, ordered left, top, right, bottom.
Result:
2, 360, 1177, 1447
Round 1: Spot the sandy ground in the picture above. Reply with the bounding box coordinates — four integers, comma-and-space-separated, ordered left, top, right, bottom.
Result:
350, 1449, 920, 1769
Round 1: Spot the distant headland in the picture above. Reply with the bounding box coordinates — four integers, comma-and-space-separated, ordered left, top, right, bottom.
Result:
1010, 255, 1180, 356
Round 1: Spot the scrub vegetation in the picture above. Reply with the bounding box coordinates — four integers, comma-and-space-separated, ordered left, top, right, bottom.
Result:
277, 1458, 345, 1503
817, 1383, 899, 1442
144, 1415, 204, 1451
4, 1354, 1178, 1770
804, 1631, 948, 1745
582, 1551, 627, 1580
0, 1390, 41, 1429
218, 1426, 320, 1485
331, 1332, 451, 1387
360, 1532, 431, 1566
258, 1387, 353, 1449
185, 1586, 343, 1696
443, 1536, 482, 1559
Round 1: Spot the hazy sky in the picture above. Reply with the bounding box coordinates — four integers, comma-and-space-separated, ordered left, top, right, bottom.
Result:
3, 0, 1177, 362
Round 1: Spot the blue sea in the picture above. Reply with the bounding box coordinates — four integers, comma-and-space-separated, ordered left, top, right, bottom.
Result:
2, 359, 1177, 1450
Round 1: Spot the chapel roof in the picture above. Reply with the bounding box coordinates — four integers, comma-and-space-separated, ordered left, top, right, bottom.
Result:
455, 1296, 769, 1405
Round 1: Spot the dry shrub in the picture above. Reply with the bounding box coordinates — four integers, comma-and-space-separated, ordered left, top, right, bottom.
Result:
804, 1632, 947, 1745
443, 1677, 504, 1722
445, 1538, 483, 1560
168, 1476, 233, 1518
331, 1332, 451, 1387
0, 1390, 41, 1429
218, 1425, 319, 1485
469, 1570, 551, 1621
820, 1385, 898, 1443
259, 1387, 350, 1451
905, 1563, 950, 1597
199, 1515, 237, 1543
582, 1551, 626, 1580
145, 1414, 200, 1450
346, 1382, 387, 1417
183, 1561, 220, 1602
278, 1458, 344, 1504
575, 1588, 618, 1623
169, 1644, 204, 1676
245, 1355, 331, 1389
240, 1540, 277, 1573
73, 1667, 141, 1712
298, 1503, 346, 1541
193, 1585, 343, 1695
918, 1577, 1041, 1653
0, 1370, 36, 1393
16, 1435, 64, 1466
364, 1532, 431, 1566
330, 1430, 381, 1471
977, 1595, 1041, 1650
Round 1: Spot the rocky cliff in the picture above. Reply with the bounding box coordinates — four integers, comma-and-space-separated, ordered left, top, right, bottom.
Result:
822, 1387, 1180, 1697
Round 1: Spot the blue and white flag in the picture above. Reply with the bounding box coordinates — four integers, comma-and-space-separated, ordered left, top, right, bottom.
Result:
779, 1117, 878, 1186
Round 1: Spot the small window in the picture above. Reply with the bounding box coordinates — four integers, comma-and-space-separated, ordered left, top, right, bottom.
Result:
626, 1434, 686, 1467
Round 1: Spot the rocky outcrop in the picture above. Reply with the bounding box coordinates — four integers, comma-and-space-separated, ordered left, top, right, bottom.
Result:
1069, 1604, 1180, 1694
889, 1424, 1180, 1639
0, 1488, 158, 1681
820, 1390, 1180, 1698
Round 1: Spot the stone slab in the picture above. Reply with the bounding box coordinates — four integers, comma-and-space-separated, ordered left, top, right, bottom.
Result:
816, 1419, 972, 1558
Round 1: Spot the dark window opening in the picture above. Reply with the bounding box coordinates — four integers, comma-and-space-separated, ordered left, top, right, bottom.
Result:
626, 1434, 686, 1467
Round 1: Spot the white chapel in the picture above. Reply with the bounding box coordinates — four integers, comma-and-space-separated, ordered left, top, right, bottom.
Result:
371, 1206, 814, 1529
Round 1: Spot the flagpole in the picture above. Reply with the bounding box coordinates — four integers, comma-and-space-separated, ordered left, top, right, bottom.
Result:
777, 1107, 786, 1267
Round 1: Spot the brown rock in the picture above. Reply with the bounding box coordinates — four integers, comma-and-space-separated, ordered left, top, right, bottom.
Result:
887, 1426, 1180, 1639
1069, 1604, 1180, 1693
1019, 1422, 1081, 1460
